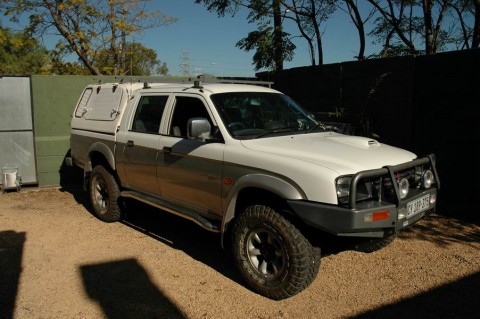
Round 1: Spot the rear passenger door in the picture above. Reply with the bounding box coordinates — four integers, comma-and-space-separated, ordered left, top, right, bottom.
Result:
118, 94, 169, 195
157, 95, 225, 218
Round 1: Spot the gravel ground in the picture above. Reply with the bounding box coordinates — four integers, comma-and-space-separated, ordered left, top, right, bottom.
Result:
0, 186, 479, 319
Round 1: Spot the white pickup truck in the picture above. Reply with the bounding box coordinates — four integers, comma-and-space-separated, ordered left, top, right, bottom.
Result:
69, 79, 439, 300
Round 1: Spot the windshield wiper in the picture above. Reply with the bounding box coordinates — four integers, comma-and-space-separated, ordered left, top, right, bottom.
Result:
255, 128, 296, 138
305, 123, 327, 133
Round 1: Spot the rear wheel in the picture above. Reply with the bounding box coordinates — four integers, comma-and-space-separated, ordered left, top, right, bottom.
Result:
89, 165, 122, 222
231, 204, 320, 300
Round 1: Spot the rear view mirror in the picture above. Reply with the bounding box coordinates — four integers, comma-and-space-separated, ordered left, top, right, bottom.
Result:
188, 118, 211, 142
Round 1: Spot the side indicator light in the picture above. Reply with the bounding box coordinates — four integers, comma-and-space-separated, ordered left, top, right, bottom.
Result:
365, 210, 390, 222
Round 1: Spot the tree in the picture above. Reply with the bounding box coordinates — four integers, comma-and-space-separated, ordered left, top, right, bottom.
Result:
1, 0, 176, 75
422, 0, 449, 54
195, 0, 293, 72
197, 0, 337, 70
237, 0, 294, 71
156, 62, 169, 76
0, 26, 49, 74
46, 41, 89, 74
284, 0, 337, 66
236, 21, 296, 71
367, 0, 419, 55
474, 0, 480, 47
94, 42, 165, 76
447, 0, 478, 49
366, 0, 477, 57
336, 0, 376, 60
368, 5, 425, 57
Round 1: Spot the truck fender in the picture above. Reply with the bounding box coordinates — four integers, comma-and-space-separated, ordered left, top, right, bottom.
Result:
220, 173, 306, 247
85, 142, 116, 172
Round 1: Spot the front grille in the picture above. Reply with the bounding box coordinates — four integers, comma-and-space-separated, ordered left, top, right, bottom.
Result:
370, 168, 416, 202
349, 155, 439, 209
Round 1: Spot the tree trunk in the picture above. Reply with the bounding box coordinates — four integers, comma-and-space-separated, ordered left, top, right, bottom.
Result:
345, 0, 366, 60
473, 0, 480, 48
422, 0, 434, 54
273, 0, 283, 72
45, 1, 100, 75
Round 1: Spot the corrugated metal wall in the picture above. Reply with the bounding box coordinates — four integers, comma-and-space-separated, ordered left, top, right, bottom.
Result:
0, 76, 37, 187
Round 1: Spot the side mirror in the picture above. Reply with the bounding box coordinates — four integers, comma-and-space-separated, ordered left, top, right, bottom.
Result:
187, 117, 211, 142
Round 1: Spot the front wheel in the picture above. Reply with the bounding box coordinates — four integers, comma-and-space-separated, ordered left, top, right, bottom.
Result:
231, 205, 320, 300
89, 165, 122, 222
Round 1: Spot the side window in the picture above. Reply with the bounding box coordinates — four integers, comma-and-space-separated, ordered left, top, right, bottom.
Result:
131, 95, 168, 134
169, 96, 211, 137
74, 88, 93, 118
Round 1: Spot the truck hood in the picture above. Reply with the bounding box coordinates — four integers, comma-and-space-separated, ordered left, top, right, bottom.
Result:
240, 132, 417, 175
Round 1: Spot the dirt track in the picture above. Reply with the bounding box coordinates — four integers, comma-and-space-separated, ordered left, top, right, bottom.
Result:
1, 187, 479, 319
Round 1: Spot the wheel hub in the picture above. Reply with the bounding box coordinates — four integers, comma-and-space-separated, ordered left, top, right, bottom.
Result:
259, 243, 277, 262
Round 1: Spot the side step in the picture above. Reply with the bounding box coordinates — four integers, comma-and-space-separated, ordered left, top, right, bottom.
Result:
121, 190, 221, 233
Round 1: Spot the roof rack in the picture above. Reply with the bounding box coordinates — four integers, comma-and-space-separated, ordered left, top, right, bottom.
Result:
215, 79, 273, 87
91, 75, 274, 88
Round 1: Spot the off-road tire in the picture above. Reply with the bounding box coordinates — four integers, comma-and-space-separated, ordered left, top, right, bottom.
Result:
310, 246, 321, 279
89, 165, 122, 222
231, 204, 319, 300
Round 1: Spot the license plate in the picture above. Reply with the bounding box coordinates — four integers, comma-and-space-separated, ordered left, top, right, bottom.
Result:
407, 195, 430, 218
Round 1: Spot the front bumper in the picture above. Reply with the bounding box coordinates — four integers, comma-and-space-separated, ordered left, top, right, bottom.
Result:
288, 188, 437, 238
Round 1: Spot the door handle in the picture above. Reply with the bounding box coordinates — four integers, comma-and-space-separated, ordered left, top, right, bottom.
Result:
163, 146, 172, 153
127, 140, 134, 147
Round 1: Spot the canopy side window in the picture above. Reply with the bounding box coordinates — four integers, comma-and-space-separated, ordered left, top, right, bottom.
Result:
74, 88, 93, 118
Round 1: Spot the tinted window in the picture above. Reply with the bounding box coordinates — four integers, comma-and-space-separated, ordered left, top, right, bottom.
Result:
169, 96, 211, 137
131, 95, 168, 134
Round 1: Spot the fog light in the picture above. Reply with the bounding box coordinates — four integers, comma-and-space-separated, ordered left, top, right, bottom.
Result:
422, 170, 434, 189
398, 208, 407, 219
430, 193, 437, 204
398, 178, 409, 199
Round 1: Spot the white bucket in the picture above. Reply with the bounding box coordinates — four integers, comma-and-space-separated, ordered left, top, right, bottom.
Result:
3, 171, 18, 188
2, 166, 21, 190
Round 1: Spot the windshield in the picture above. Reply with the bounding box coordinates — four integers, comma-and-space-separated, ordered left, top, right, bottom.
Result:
211, 92, 325, 139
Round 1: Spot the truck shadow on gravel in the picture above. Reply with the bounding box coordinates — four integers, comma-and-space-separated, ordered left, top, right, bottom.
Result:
349, 271, 480, 319
80, 258, 186, 319
0, 230, 25, 319
119, 199, 243, 284
112, 200, 365, 287
60, 185, 247, 286
398, 213, 480, 249
60, 185, 480, 314
58, 185, 404, 291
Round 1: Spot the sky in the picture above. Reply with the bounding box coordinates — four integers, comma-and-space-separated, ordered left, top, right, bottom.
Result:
1, 1, 382, 77
143, 1, 373, 77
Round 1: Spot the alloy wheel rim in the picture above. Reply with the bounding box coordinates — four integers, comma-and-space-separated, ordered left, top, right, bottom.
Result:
246, 228, 286, 279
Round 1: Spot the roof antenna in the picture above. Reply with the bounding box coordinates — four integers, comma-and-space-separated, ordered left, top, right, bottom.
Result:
193, 75, 203, 89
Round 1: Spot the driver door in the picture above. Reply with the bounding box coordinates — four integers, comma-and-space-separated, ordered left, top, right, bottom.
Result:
157, 95, 224, 218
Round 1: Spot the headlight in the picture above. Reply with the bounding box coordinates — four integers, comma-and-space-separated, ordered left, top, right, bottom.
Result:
421, 169, 434, 189
336, 176, 352, 204
398, 178, 409, 199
